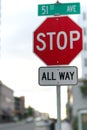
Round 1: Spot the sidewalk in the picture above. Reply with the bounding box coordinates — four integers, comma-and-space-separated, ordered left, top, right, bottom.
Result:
61, 121, 72, 130
35, 126, 50, 130
55, 120, 72, 130
35, 121, 72, 130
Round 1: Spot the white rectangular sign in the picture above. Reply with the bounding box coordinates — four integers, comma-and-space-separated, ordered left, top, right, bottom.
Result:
38, 66, 78, 86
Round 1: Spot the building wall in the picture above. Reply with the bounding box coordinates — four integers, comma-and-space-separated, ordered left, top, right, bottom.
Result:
0, 0, 1, 52
14, 96, 25, 116
20, 96, 25, 115
14, 97, 20, 111
72, 81, 87, 116
71, 6, 87, 118
80, 7, 87, 79
0, 81, 14, 117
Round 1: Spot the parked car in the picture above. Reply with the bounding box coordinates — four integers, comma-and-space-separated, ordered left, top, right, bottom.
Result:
12, 116, 19, 122
34, 117, 42, 122
25, 117, 33, 123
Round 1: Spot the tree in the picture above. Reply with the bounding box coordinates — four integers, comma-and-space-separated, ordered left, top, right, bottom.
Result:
27, 106, 34, 117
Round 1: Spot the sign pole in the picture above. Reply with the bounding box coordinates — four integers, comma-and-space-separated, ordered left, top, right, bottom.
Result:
56, 85, 61, 130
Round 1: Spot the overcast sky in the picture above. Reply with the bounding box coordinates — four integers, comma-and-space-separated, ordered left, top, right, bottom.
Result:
0, 0, 86, 118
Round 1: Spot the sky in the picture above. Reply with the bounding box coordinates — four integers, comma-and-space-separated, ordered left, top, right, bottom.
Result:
0, 0, 86, 119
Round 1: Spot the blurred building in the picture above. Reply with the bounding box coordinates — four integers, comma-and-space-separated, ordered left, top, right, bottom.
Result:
79, 7, 87, 79
0, 81, 25, 121
72, 80, 87, 116
0, 0, 1, 55
72, 6, 87, 115
66, 6, 87, 121
0, 81, 14, 122
20, 96, 25, 115
14, 96, 25, 119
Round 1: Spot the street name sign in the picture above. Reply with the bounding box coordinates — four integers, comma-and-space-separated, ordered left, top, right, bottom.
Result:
34, 16, 83, 65
38, 3, 80, 16
38, 66, 78, 86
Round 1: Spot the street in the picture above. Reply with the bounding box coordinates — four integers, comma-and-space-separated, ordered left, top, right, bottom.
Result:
0, 121, 35, 130
0, 120, 72, 130
0, 121, 50, 130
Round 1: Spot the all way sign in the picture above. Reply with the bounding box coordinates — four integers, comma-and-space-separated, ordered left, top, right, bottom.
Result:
38, 66, 78, 86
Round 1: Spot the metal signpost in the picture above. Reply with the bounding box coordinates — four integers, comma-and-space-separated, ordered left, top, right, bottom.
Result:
57, 85, 61, 130
38, 3, 80, 16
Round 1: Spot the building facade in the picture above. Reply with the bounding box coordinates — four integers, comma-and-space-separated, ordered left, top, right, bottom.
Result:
72, 80, 87, 116
0, 0, 1, 56
0, 81, 14, 122
20, 96, 25, 115
67, 6, 87, 121
72, 6, 87, 115
80, 7, 87, 79
14, 96, 25, 119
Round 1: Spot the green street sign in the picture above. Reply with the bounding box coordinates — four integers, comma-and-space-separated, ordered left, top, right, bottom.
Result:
38, 3, 80, 16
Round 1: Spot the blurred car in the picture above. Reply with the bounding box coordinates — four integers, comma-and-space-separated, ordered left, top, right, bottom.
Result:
25, 117, 33, 123
34, 117, 42, 122
12, 116, 19, 122
35, 120, 50, 127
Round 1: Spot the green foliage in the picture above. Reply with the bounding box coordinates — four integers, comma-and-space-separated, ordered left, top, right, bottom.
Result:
80, 80, 87, 96
27, 106, 34, 117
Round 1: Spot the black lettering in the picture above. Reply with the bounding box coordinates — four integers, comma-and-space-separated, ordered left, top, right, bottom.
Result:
42, 72, 47, 80
52, 72, 56, 80
70, 72, 74, 80
59, 72, 65, 80
47, 72, 51, 80
65, 72, 70, 80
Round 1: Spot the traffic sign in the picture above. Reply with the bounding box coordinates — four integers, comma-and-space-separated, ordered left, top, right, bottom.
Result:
33, 16, 82, 65
38, 66, 78, 86
38, 3, 80, 16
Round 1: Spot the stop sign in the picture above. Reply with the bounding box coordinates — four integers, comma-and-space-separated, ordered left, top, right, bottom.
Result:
33, 16, 82, 65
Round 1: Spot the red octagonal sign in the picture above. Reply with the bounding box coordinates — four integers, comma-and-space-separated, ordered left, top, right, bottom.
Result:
33, 16, 83, 65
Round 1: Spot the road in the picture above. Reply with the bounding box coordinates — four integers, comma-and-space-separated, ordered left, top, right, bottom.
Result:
0, 121, 50, 130
0, 120, 71, 130
0, 121, 35, 130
